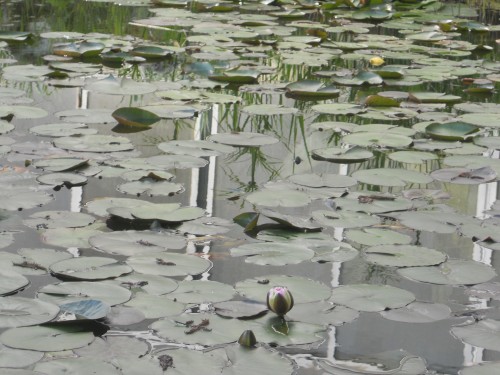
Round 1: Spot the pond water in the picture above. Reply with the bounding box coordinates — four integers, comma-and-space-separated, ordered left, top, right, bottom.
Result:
0, 0, 500, 374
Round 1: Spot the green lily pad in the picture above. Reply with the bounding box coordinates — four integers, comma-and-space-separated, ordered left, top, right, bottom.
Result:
37, 281, 131, 306
0, 344, 43, 368
398, 259, 497, 285
474, 136, 500, 150
0, 270, 29, 296
285, 80, 340, 99
431, 167, 497, 184
345, 228, 412, 246
49, 257, 133, 281
388, 151, 438, 164
89, 230, 186, 256
33, 157, 89, 172
54, 135, 134, 153
23, 210, 94, 229
312, 210, 380, 229
312, 103, 365, 115
0, 297, 59, 327
209, 70, 261, 84
157, 140, 234, 157
112, 107, 161, 127
329, 284, 415, 312
0, 185, 53, 211
36, 172, 87, 187
35, 358, 122, 374
451, 319, 500, 352
86, 76, 157, 96
130, 204, 205, 222
380, 301, 451, 323
214, 300, 267, 319
332, 71, 383, 86
127, 253, 212, 277
351, 168, 433, 187
124, 293, 185, 319
288, 173, 357, 189
287, 301, 359, 326
117, 180, 184, 197
166, 280, 236, 304
312, 146, 374, 163
342, 132, 413, 149
364, 245, 447, 267
460, 363, 500, 375
29, 122, 97, 137
230, 242, 315, 266
208, 132, 279, 147
425, 122, 479, 141
41, 223, 105, 248
0, 324, 96, 352
246, 189, 312, 208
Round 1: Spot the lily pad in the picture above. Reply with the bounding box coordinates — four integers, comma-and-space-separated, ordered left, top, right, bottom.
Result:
230, 242, 315, 266
208, 132, 279, 147
380, 301, 451, 323
329, 284, 415, 312
460, 362, 500, 375
127, 253, 212, 277
112, 107, 161, 127
364, 245, 447, 267
425, 122, 479, 141
23, 211, 95, 229
36, 172, 87, 188
342, 132, 413, 148
0, 270, 29, 296
345, 228, 412, 246
49, 257, 133, 281
451, 319, 500, 352
312, 146, 374, 163
430, 167, 497, 184
351, 168, 433, 187
34, 358, 121, 375
0, 324, 96, 352
54, 135, 134, 153
166, 280, 236, 304
89, 230, 186, 256
312, 210, 380, 229
246, 189, 311, 208
0, 297, 59, 327
398, 259, 497, 285
30, 122, 97, 137
124, 293, 185, 319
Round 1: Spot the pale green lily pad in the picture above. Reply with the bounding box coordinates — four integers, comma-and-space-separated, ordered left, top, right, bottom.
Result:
334, 194, 414, 214
364, 245, 447, 267
431, 167, 497, 184
236, 275, 331, 304
23, 211, 95, 229
425, 122, 479, 141
312, 103, 365, 115
209, 70, 261, 84
410, 92, 461, 104
124, 292, 185, 319
287, 301, 359, 326
130, 204, 205, 222
285, 80, 340, 99
56, 108, 114, 123
35, 358, 121, 375
457, 113, 500, 128
288, 173, 357, 189
127, 253, 212, 277
214, 300, 267, 319
388, 151, 438, 164
0, 120, 14, 134
259, 210, 322, 231
345, 228, 412, 247
329, 284, 415, 312
357, 107, 419, 121
49, 256, 133, 281
474, 136, 500, 150
0, 297, 59, 327
312, 210, 380, 229
460, 362, 500, 375
230, 242, 315, 266
36, 172, 87, 187
54, 135, 134, 152
117, 180, 184, 197
41, 223, 105, 248
451, 319, 500, 352
86, 75, 157, 96
114, 273, 178, 296
391, 210, 461, 234
208, 132, 279, 147
29, 122, 97, 137
0, 325, 95, 352
166, 280, 236, 304
310, 121, 360, 133
311, 243, 359, 263
33, 158, 89, 172
398, 259, 497, 285
0, 343, 43, 368
246, 189, 311, 208
158, 140, 235, 157
37, 281, 131, 306
0, 270, 29, 296
177, 216, 232, 235
0, 185, 53, 211
140, 104, 200, 119
312, 146, 374, 163
53, 41, 105, 57
332, 71, 384, 86
74, 335, 148, 363
146, 154, 208, 169
14, 248, 73, 276
85, 197, 152, 217
0, 105, 48, 119
380, 301, 451, 323
351, 168, 433, 187
89, 230, 186, 256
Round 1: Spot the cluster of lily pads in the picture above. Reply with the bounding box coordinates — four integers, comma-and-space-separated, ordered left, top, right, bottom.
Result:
0, 0, 500, 374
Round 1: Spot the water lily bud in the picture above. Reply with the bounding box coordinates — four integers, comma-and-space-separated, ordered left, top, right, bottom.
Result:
238, 330, 257, 348
369, 56, 384, 67
266, 286, 294, 316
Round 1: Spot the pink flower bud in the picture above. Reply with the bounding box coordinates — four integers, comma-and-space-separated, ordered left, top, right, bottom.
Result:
266, 286, 294, 316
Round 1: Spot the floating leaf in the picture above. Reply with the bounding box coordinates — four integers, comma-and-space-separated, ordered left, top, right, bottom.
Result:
329, 284, 415, 312
0, 297, 59, 327
380, 301, 451, 323
112, 107, 161, 127
364, 245, 447, 267
230, 242, 315, 266
451, 319, 500, 352
208, 132, 279, 147
430, 167, 497, 184
50, 257, 133, 281
127, 253, 212, 277
312, 146, 374, 163
352, 168, 433, 187
166, 280, 236, 304
425, 122, 479, 141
